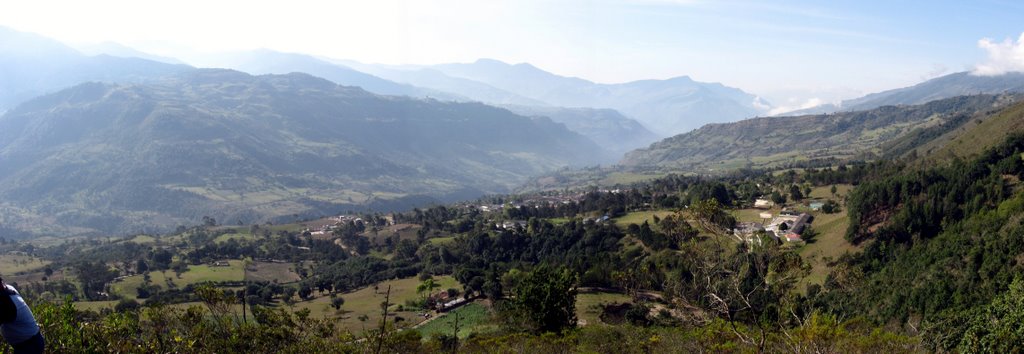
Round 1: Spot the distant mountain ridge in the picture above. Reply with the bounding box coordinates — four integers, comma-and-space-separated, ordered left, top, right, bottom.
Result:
429, 59, 771, 135
0, 69, 609, 236
842, 71, 1024, 110
0, 26, 193, 111
781, 71, 1024, 116
184, 49, 463, 100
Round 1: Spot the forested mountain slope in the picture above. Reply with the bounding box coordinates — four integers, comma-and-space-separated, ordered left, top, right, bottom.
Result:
811, 133, 1024, 350
0, 69, 608, 236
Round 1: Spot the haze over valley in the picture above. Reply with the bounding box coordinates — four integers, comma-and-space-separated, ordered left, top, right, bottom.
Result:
3, 2, 1024, 352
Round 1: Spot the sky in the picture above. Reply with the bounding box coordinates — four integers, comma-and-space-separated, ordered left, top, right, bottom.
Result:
2, 0, 1023, 111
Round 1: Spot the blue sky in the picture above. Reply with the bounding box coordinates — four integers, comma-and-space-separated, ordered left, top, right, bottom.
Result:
1, 0, 1022, 109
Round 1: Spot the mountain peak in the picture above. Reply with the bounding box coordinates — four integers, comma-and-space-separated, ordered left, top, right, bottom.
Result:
473, 58, 511, 66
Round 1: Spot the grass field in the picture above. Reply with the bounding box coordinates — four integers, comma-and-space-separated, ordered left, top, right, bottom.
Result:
120, 235, 157, 244
0, 254, 50, 275
808, 184, 853, 200
214, 232, 256, 244
732, 207, 781, 223
426, 236, 456, 246
613, 210, 677, 229
576, 292, 632, 326
291, 275, 459, 334
245, 261, 301, 283
797, 209, 856, 291
111, 260, 245, 300
547, 217, 571, 225
364, 224, 422, 243
416, 302, 495, 339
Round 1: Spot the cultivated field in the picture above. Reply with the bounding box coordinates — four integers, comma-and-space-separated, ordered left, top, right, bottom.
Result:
415, 302, 495, 339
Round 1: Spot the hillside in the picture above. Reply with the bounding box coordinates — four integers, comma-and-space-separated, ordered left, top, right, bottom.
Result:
430, 59, 770, 135
502, 105, 661, 156
0, 69, 609, 236
345, 61, 662, 152
0, 26, 192, 111
783, 71, 1024, 116
882, 98, 1024, 162
843, 71, 1024, 111
622, 95, 1020, 171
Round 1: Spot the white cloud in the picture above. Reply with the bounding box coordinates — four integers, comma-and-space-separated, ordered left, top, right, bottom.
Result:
768, 97, 827, 116
973, 32, 1024, 76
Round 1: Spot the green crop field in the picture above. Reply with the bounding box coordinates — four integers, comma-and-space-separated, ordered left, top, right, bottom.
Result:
415, 302, 495, 339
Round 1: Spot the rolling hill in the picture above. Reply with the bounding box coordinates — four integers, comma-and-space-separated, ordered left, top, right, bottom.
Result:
0, 69, 609, 236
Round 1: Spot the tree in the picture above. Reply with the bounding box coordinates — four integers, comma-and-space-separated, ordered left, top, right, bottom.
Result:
789, 185, 804, 201
331, 296, 346, 311
503, 265, 578, 334
135, 259, 149, 274
830, 184, 838, 198
114, 299, 141, 313
660, 212, 699, 246
202, 216, 217, 227
298, 285, 312, 300
417, 278, 440, 300
770, 190, 787, 205
686, 199, 735, 237
395, 239, 419, 260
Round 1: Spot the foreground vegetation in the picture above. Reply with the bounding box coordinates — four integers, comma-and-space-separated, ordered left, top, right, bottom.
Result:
8, 130, 1024, 352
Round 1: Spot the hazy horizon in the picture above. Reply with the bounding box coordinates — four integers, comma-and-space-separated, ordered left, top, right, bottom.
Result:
3, 0, 1024, 112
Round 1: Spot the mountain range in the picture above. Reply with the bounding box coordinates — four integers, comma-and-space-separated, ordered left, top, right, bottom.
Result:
0, 26, 192, 112
0, 69, 607, 236
181, 51, 668, 152
426, 59, 771, 135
